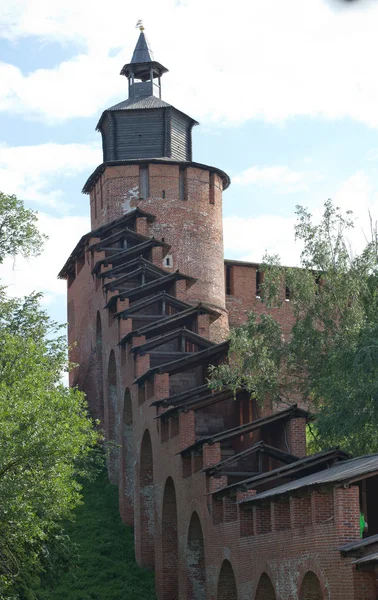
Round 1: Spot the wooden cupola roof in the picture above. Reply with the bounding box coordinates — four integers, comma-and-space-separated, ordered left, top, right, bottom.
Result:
96, 26, 198, 163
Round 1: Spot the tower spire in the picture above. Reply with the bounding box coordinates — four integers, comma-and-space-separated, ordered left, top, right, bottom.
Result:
120, 28, 168, 100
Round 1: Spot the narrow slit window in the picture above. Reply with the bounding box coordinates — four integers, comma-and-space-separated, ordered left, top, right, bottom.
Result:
209, 173, 215, 205
256, 269, 262, 297
139, 165, 149, 199
100, 175, 104, 208
162, 190, 166, 199
179, 167, 186, 200
285, 285, 290, 301
226, 265, 233, 296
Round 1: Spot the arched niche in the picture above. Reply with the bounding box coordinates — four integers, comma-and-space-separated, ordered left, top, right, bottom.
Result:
217, 560, 237, 600
95, 311, 104, 424
106, 350, 118, 482
139, 429, 155, 568
187, 511, 206, 600
119, 388, 134, 525
162, 477, 179, 600
299, 571, 323, 600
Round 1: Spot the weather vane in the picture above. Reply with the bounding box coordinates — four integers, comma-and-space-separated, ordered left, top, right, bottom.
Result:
136, 19, 145, 31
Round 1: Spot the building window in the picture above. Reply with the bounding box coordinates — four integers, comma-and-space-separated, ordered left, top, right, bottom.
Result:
139, 165, 149, 199
256, 269, 263, 297
179, 167, 187, 200
285, 285, 290, 301
209, 173, 215, 205
225, 265, 233, 296
162, 190, 166, 199
163, 255, 173, 268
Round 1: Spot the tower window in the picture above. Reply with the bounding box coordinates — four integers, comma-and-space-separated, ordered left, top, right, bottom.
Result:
179, 167, 187, 200
163, 255, 173, 268
139, 165, 149, 199
162, 190, 166, 199
225, 265, 233, 296
209, 173, 215, 205
256, 269, 263, 297
285, 285, 290, 301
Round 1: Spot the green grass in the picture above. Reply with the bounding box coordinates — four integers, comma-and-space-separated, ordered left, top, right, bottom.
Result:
40, 471, 156, 600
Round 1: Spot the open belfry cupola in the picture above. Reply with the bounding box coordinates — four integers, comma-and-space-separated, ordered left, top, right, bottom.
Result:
96, 23, 198, 162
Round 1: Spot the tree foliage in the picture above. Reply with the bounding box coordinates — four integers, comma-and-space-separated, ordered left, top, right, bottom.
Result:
0, 192, 46, 263
0, 193, 100, 599
210, 200, 378, 456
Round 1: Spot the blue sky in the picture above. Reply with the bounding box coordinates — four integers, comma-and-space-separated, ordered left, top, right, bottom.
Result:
1, 0, 378, 325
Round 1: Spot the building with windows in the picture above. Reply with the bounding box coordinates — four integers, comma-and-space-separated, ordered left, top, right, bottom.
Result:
60, 27, 378, 600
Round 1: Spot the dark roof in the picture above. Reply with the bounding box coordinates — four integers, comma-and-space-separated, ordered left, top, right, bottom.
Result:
119, 303, 221, 345
224, 258, 260, 269
130, 31, 153, 64
106, 96, 171, 112
238, 453, 378, 505
352, 552, 378, 566
98, 256, 161, 280
105, 270, 194, 308
92, 238, 169, 275
117, 291, 190, 317
154, 387, 248, 420
96, 97, 198, 132
131, 327, 213, 355
82, 159, 231, 194
58, 209, 156, 279
181, 405, 310, 457
152, 383, 210, 407
104, 263, 167, 292
215, 448, 348, 500
134, 340, 229, 386
339, 534, 378, 555
204, 441, 299, 477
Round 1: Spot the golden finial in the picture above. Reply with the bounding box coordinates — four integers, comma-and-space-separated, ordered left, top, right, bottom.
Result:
136, 19, 145, 31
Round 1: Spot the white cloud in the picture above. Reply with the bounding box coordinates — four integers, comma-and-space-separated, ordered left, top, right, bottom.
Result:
224, 170, 378, 266
224, 214, 300, 266
233, 165, 323, 193
1, 211, 90, 303
1, 0, 378, 127
0, 142, 101, 207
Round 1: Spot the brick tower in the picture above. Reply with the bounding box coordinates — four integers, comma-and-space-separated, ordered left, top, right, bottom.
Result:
60, 26, 378, 600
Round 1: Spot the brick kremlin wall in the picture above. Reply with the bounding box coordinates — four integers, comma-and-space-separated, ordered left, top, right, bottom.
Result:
64, 161, 376, 600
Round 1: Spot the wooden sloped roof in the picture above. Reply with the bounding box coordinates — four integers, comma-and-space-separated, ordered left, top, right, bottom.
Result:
130, 327, 213, 356
58, 209, 155, 279
213, 447, 349, 500
91, 238, 170, 275
181, 405, 310, 457
237, 452, 378, 506
133, 340, 229, 386
117, 291, 190, 318
119, 302, 221, 345
104, 270, 195, 309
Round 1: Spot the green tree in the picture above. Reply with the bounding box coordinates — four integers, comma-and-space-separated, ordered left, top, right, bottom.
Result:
0, 192, 46, 263
210, 200, 378, 456
0, 193, 100, 599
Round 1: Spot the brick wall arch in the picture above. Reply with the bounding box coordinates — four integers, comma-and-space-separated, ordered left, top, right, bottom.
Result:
299, 571, 323, 600
217, 559, 238, 600
95, 311, 104, 425
162, 477, 179, 600
106, 349, 118, 483
139, 429, 155, 568
119, 388, 134, 526
187, 511, 206, 600
255, 573, 276, 600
